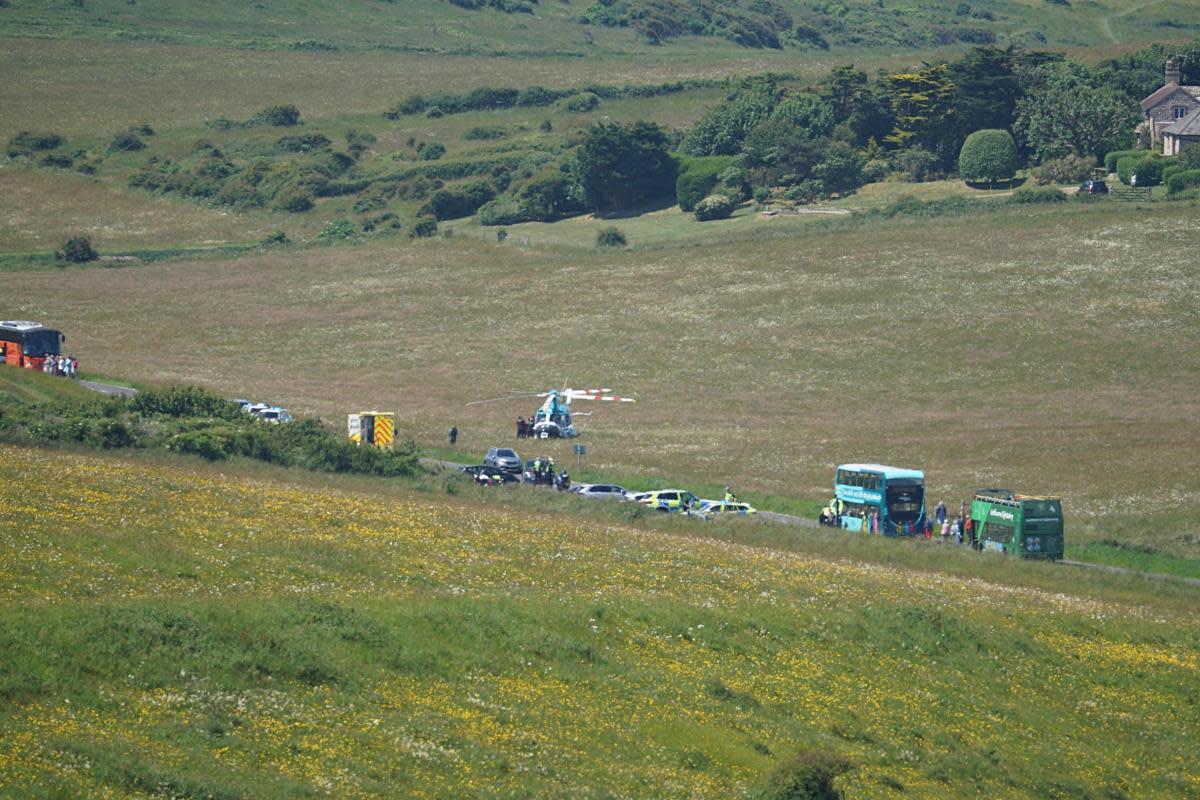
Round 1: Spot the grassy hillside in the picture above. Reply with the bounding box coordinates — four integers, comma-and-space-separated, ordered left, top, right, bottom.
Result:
10, 197, 1199, 561
1, 444, 1197, 798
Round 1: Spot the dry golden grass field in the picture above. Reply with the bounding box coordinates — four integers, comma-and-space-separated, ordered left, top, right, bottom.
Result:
10, 199, 1199, 562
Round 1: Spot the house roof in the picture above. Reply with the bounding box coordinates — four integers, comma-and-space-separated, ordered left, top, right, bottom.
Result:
1141, 83, 1200, 111
1163, 107, 1200, 138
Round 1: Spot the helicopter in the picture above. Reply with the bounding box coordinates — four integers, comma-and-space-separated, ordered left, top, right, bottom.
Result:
468, 387, 635, 439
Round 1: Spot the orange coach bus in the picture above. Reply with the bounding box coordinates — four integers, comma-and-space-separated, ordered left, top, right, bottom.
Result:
0, 320, 66, 370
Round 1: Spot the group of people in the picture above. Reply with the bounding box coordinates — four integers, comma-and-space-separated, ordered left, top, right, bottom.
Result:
42, 354, 78, 378
516, 416, 542, 438
817, 497, 977, 546
528, 456, 570, 490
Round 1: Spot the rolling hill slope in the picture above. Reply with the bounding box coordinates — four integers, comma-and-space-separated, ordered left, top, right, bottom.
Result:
1, 444, 1197, 798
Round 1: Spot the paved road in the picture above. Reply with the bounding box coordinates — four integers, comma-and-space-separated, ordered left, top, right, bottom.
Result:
80, 380, 138, 397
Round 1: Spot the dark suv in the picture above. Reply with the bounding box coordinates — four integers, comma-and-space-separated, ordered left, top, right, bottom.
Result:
483, 447, 522, 474
1079, 179, 1108, 195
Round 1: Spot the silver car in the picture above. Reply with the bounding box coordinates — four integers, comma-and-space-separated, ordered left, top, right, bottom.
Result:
570, 483, 627, 500
484, 447, 522, 474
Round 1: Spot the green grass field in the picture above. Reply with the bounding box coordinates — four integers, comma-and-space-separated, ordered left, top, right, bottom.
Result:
0, 444, 1196, 799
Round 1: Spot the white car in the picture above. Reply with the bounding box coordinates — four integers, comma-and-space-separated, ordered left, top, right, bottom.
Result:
570, 483, 627, 500
256, 406, 293, 424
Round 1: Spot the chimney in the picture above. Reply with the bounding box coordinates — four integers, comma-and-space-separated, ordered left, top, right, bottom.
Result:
1166, 57, 1182, 86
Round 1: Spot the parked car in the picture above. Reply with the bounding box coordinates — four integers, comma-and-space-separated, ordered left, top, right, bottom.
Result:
1079, 179, 1108, 195
257, 406, 293, 424
697, 500, 757, 517
483, 447, 522, 474
637, 489, 700, 513
570, 483, 627, 500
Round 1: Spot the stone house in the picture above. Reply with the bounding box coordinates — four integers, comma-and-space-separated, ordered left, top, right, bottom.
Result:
1140, 58, 1200, 152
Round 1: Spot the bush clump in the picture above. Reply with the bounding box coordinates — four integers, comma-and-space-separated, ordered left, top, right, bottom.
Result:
693, 193, 736, 221
596, 226, 627, 247
958, 129, 1017, 186
676, 155, 736, 211
107, 131, 146, 154
563, 92, 599, 113
56, 236, 98, 263
410, 216, 438, 238
274, 184, 315, 212
1031, 153, 1095, 185
6, 131, 64, 158
1116, 154, 1163, 186
417, 142, 446, 161
254, 104, 301, 127
1104, 148, 1148, 173
1166, 168, 1200, 194
463, 126, 506, 141
757, 749, 853, 800
423, 180, 496, 221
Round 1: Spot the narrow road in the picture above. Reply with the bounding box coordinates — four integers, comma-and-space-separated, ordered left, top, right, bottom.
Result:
80, 380, 138, 397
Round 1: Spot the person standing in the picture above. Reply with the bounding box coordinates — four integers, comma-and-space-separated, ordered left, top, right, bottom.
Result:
963, 516, 973, 547
935, 500, 947, 526
448, 425, 458, 446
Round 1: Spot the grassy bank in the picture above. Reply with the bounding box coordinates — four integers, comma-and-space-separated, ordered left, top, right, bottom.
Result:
1, 444, 1197, 798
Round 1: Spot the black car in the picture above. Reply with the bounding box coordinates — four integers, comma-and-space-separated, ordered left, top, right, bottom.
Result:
1079, 179, 1108, 195
483, 447, 522, 474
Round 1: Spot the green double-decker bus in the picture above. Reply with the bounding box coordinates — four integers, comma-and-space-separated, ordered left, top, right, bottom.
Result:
969, 489, 1064, 560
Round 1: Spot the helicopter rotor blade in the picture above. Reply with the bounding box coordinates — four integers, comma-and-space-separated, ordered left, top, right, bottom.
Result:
466, 392, 544, 406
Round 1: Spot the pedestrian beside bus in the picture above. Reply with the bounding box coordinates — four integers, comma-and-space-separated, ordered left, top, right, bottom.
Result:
935, 500, 947, 526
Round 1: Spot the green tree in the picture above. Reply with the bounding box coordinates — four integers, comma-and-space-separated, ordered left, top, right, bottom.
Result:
741, 119, 824, 187
1014, 62, 1141, 162
770, 92, 835, 139
882, 63, 956, 156
818, 65, 894, 147
958, 129, 1018, 186
576, 121, 677, 212
681, 77, 780, 156
58, 236, 97, 263
949, 47, 1024, 153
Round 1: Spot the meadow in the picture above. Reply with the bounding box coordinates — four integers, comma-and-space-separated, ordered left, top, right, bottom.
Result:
6, 195, 1198, 569
0, 444, 1196, 799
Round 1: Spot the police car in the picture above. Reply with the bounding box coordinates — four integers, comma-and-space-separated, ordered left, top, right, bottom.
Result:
636, 489, 700, 513
697, 500, 757, 517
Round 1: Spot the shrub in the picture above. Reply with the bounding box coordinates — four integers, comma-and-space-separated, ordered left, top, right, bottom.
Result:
410, 216, 438, 238
1166, 169, 1200, 194
345, 128, 377, 158
675, 155, 735, 211
1010, 186, 1066, 204
477, 197, 527, 226
274, 184, 315, 212
1031, 153, 1095, 185
463, 126, 506, 141
758, 750, 853, 800
596, 226, 627, 247
958, 129, 1018, 186
694, 193, 736, 221
425, 180, 496, 220
57, 236, 97, 263
417, 142, 445, 161
516, 86, 563, 107
1104, 148, 1148, 173
132, 385, 241, 419
262, 231, 290, 246
254, 104, 301, 127
318, 219, 356, 240
563, 92, 599, 113
1161, 162, 1186, 182
1117, 154, 1163, 186
1180, 145, 1200, 170
273, 134, 331, 154
39, 154, 73, 168
7, 130, 64, 158
892, 147, 938, 182
107, 131, 145, 153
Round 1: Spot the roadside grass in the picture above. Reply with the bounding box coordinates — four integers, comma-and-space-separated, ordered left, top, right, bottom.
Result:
1, 444, 1196, 799
0, 368, 97, 406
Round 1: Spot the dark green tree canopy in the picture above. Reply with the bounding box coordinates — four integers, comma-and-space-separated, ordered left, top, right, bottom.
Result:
576, 121, 677, 212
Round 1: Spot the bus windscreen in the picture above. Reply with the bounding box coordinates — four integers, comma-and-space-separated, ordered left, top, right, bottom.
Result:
22, 329, 61, 357
885, 479, 923, 522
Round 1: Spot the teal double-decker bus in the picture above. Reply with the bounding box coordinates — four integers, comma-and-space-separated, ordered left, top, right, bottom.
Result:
832, 464, 925, 535
970, 489, 1064, 559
